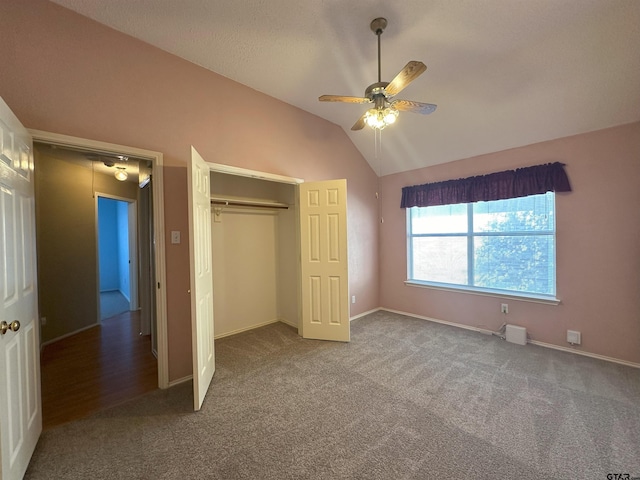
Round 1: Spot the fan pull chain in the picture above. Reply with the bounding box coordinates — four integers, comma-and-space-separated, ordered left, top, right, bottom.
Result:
374, 129, 384, 224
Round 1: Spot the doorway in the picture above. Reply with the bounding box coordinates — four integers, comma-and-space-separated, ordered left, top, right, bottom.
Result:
97, 195, 137, 321
30, 132, 168, 427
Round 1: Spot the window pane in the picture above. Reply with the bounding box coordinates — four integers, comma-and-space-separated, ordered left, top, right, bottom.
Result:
474, 234, 555, 295
411, 237, 467, 284
410, 204, 467, 234
474, 193, 554, 233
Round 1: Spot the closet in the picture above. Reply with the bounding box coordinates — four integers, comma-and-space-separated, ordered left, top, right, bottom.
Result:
189, 150, 349, 409
210, 172, 300, 338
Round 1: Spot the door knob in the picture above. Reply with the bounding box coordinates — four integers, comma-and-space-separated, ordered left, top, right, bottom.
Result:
0, 320, 20, 335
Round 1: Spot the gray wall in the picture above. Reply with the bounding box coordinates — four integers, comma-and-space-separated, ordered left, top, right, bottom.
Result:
35, 145, 139, 344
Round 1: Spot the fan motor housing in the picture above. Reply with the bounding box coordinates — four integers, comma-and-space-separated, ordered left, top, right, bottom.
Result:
365, 82, 389, 99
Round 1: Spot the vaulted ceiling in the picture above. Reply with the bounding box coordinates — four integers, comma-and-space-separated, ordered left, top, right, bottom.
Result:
50, 0, 640, 175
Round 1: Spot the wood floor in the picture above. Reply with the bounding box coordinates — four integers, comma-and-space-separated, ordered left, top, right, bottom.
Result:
40, 310, 158, 430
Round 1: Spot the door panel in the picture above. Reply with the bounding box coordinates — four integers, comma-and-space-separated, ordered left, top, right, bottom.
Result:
299, 180, 349, 342
188, 146, 215, 411
0, 97, 41, 480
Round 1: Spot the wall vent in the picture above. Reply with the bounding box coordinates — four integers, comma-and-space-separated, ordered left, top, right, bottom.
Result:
505, 324, 527, 345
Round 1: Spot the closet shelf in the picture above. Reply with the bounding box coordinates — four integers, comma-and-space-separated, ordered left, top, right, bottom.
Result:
210, 195, 289, 210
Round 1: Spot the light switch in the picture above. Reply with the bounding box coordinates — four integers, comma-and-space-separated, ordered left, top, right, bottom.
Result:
171, 231, 181, 244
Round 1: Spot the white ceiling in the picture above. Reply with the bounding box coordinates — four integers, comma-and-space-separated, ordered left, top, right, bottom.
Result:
50, 0, 640, 176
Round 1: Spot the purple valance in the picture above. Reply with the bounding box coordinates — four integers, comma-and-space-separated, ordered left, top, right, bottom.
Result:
400, 162, 571, 208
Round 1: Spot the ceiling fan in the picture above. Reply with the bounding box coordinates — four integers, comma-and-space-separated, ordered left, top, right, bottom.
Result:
319, 17, 437, 131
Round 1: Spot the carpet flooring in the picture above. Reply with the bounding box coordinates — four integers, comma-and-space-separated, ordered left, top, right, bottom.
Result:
25, 311, 640, 479
100, 290, 130, 321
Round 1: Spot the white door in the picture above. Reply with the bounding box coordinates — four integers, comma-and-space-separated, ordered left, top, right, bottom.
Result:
299, 179, 350, 342
187, 146, 215, 411
0, 98, 42, 479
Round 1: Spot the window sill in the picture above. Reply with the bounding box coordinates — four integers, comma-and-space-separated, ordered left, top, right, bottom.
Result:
404, 280, 561, 305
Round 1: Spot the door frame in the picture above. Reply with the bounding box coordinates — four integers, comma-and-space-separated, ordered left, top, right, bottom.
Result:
207, 162, 304, 185
28, 129, 170, 389
95, 193, 139, 321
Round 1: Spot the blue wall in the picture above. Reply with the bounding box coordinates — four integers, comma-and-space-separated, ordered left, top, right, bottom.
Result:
98, 197, 119, 291
117, 200, 130, 301
98, 197, 130, 297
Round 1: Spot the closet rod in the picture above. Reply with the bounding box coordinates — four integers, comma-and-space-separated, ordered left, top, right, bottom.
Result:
210, 199, 289, 210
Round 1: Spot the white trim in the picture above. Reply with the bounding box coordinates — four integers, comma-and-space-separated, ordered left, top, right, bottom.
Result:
278, 317, 298, 329
29, 130, 162, 160
528, 340, 640, 369
350, 307, 382, 321
214, 319, 281, 340
127, 201, 139, 310
29, 129, 170, 389
168, 375, 193, 387
382, 308, 496, 335
207, 161, 304, 184
381, 308, 640, 369
404, 281, 561, 306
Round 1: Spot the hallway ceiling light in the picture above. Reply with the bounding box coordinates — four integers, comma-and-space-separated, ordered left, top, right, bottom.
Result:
114, 167, 128, 181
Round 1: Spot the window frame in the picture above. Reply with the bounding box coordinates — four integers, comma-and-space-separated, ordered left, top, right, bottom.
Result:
406, 193, 560, 304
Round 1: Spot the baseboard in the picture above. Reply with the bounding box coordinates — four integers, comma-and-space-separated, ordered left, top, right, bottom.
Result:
213, 318, 280, 340
40, 322, 100, 349
168, 375, 192, 388
278, 317, 298, 329
381, 308, 495, 335
168, 320, 294, 387
350, 307, 382, 322
528, 339, 640, 369
119, 289, 130, 303
381, 308, 640, 369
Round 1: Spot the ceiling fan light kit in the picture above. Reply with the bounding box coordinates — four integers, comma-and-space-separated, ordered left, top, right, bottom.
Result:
319, 17, 437, 131
365, 106, 398, 129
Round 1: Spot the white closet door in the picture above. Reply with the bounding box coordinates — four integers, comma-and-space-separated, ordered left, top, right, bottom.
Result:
299, 179, 349, 342
188, 146, 215, 411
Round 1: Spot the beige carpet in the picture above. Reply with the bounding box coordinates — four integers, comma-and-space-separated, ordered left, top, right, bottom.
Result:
25, 311, 640, 479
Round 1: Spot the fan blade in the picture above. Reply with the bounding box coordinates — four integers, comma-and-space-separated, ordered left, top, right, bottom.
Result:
392, 99, 437, 115
319, 95, 371, 104
384, 61, 427, 97
351, 114, 367, 131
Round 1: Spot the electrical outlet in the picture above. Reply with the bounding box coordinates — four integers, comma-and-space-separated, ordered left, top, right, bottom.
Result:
41, 316, 47, 326
501, 303, 508, 314
351, 295, 356, 304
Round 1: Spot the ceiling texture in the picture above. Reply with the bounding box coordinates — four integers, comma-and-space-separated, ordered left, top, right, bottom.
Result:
50, 0, 640, 176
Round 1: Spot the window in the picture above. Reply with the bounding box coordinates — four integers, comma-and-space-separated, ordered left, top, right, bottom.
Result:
407, 192, 556, 297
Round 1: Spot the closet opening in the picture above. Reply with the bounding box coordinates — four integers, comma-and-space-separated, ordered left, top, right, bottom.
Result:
210, 171, 301, 338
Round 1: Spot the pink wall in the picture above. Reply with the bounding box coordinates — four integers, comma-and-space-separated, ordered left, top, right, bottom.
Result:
0, 0, 379, 381
380, 122, 640, 364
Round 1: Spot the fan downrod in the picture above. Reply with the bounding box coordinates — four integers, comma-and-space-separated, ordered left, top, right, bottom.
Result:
370, 18, 387, 83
